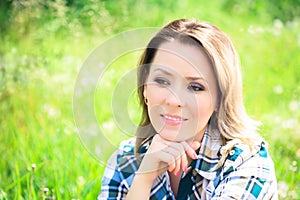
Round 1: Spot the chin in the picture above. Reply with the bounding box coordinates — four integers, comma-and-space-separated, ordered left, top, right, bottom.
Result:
158, 131, 192, 142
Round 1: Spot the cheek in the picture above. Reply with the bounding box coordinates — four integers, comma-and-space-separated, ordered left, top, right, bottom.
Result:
146, 86, 167, 105
147, 87, 163, 110
146, 86, 165, 115
145, 86, 166, 132
193, 94, 214, 118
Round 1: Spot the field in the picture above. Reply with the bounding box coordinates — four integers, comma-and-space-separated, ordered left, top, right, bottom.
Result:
0, 0, 299, 199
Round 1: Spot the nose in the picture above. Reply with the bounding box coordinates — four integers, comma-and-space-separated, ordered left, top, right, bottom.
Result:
164, 89, 185, 107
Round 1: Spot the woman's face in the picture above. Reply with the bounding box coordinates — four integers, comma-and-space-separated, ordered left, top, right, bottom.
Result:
144, 41, 218, 142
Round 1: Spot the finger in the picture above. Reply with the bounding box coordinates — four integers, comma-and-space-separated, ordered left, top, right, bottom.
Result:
174, 154, 181, 176
167, 159, 176, 173
156, 150, 176, 172
166, 142, 187, 174
180, 152, 188, 173
163, 147, 181, 172
181, 141, 198, 159
190, 140, 201, 151
149, 135, 183, 173
150, 134, 168, 151
168, 142, 188, 173
163, 147, 181, 175
153, 135, 190, 172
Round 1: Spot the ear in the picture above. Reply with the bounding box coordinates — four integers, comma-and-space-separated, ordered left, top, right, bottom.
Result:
143, 85, 147, 98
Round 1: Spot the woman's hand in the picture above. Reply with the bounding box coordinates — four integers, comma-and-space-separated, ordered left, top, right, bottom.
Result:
126, 134, 200, 199
136, 134, 201, 183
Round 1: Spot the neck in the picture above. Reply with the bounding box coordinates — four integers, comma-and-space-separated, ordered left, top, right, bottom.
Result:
191, 124, 207, 143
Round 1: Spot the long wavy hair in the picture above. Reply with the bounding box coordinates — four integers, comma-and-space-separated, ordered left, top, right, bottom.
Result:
135, 19, 260, 166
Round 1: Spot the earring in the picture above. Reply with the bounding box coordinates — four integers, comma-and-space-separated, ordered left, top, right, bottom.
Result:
144, 97, 148, 104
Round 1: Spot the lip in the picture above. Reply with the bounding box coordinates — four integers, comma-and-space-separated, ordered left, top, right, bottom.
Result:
160, 114, 187, 126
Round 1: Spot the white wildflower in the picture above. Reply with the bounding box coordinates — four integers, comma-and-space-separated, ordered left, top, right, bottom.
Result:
277, 181, 289, 199
273, 85, 283, 94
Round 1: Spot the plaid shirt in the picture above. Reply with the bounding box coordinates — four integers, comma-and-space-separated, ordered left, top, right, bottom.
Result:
98, 126, 278, 199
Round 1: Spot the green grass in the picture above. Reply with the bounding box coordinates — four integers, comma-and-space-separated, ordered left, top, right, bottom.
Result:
0, 0, 299, 199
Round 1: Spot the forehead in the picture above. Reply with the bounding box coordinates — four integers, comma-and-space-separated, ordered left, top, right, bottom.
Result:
151, 41, 214, 80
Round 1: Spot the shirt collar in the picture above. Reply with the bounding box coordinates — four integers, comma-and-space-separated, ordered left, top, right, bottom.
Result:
190, 124, 223, 180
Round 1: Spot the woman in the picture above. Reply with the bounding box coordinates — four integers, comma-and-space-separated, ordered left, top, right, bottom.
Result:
98, 19, 278, 199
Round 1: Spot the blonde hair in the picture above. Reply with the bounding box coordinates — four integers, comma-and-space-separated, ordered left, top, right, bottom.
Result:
136, 19, 261, 168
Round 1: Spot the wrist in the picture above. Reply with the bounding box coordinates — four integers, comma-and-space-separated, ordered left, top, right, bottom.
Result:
126, 173, 154, 199
134, 171, 157, 186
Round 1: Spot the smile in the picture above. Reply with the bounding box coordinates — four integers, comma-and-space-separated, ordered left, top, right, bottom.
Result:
160, 114, 187, 126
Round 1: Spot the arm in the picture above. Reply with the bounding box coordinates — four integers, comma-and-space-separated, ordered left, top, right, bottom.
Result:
125, 173, 155, 199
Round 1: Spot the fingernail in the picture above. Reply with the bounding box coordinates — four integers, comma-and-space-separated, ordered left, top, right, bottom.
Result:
184, 166, 188, 172
193, 152, 198, 159
175, 171, 180, 176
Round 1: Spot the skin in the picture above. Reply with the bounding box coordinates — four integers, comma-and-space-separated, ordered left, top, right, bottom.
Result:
126, 41, 218, 199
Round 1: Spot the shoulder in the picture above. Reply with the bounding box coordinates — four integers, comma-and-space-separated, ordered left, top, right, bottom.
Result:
107, 137, 140, 175
222, 139, 275, 173
220, 138, 276, 180
118, 137, 136, 157
98, 138, 140, 199
212, 139, 278, 199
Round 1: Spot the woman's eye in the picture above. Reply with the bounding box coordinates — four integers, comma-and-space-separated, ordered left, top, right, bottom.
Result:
188, 82, 205, 92
154, 77, 170, 86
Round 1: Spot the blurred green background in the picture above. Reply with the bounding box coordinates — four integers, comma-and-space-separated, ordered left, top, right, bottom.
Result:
0, 0, 299, 199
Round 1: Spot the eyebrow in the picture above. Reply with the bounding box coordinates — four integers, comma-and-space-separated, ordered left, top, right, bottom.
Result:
153, 68, 206, 81
186, 76, 206, 81
153, 68, 172, 76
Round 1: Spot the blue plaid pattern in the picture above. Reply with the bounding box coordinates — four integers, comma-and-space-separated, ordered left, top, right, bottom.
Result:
98, 126, 278, 199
